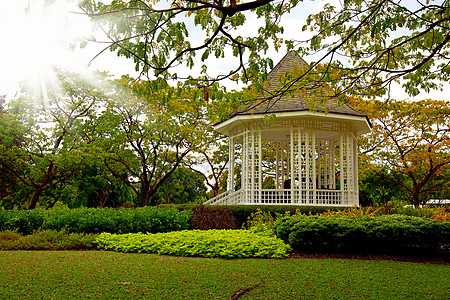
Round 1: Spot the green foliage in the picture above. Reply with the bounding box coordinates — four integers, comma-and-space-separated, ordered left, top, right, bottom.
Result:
43, 207, 192, 234
161, 204, 342, 228
162, 204, 343, 228
0, 207, 192, 234
84, 77, 219, 207
301, 1, 450, 98
275, 214, 450, 254
59, 159, 135, 209
82, 0, 450, 104
152, 167, 207, 205
1, 73, 224, 210
243, 208, 278, 230
81, 0, 285, 87
355, 99, 450, 208
96, 229, 291, 258
0, 230, 98, 250
189, 205, 238, 230
1, 72, 108, 209
358, 168, 407, 206
0, 114, 26, 208
0, 209, 47, 235
221, 205, 341, 228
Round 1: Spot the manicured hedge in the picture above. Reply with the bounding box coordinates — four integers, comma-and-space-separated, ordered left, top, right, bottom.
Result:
274, 214, 450, 254
0, 209, 47, 235
0, 207, 192, 235
95, 228, 291, 258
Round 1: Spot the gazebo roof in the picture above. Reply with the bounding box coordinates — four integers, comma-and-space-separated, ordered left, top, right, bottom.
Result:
230, 51, 366, 118
215, 51, 371, 136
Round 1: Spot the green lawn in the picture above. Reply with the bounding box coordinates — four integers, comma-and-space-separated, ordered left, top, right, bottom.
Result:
0, 251, 449, 299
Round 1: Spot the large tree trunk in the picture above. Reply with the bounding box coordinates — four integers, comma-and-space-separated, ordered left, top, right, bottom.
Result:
412, 188, 421, 209
28, 189, 43, 209
212, 183, 219, 197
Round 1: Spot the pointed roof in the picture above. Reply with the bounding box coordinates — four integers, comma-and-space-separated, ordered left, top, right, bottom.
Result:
229, 51, 366, 118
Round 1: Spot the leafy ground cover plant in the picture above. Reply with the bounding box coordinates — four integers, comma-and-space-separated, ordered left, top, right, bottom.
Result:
95, 228, 291, 258
0, 230, 98, 250
275, 214, 450, 254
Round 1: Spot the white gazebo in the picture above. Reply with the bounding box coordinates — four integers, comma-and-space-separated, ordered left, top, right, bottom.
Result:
205, 52, 371, 206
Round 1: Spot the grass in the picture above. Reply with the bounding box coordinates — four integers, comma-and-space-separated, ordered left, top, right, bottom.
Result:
0, 251, 449, 299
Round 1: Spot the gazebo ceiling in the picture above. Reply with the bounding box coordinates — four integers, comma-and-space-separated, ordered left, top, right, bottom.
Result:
214, 51, 371, 137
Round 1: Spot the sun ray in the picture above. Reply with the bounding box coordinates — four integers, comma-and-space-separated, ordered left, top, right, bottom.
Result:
0, 1, 93, 104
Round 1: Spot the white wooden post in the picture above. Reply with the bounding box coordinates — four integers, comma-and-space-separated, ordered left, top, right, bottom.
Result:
242, 129, 248, 204
311, 131, 316, 204
340, 133, 345, 205
353, 134, 359, 206
228, 136, 235, 191
290, 128, 294, 204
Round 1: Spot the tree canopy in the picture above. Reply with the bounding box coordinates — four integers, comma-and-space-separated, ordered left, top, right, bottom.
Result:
354, 98, 450, 207
81, 0, 450, 100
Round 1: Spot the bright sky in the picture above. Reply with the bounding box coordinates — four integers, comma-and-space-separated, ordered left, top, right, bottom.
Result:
0, 0, 136, 100
0, 0, 448, 102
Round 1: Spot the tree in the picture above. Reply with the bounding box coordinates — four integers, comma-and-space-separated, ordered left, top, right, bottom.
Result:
0, 112, 26, 208
86, 77, 222, 206
185, 138, 229, 198
57, 158, 135, 208
358, 160, 407, 207
355, 99, 450, 208
81, 0, 450, 99
0, 94, 5, 114
297, 0, 450, 99
152, 167, 207, 204
0, 72, 105, 209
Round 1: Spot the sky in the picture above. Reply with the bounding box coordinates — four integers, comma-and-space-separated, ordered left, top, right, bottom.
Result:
0, 0, 137, 99
0, 0, 448, 102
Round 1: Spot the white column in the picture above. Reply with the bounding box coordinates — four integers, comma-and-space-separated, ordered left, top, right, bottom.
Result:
353, 134, 359, 206
290, 128, 294, 204
257, 129, 262, 204
228, 136, 235, 191
242, 129, 249, 203
311, 131, 316, 204
331, 138, 336, 190
275, 144, 280, 189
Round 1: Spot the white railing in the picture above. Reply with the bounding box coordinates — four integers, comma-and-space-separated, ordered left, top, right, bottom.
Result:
205, 188, 358, 206
203, 189, 243, 205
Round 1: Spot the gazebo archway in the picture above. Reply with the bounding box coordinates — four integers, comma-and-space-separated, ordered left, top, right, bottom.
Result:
205, 52, 371, 206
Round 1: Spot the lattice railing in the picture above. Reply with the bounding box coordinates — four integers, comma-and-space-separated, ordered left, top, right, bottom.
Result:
203, 189, 243, 206
205, 188, 358, 206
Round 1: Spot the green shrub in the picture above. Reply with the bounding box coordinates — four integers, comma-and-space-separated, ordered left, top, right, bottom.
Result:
243, 208, 279, 230
0, 207, 191, 234
44, 207, 192, 234
163, 204, 343, 227
95, 228, 291, 259
274, 214, 450, 254
0, 209, 47, 235
0, 230, 98, 250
